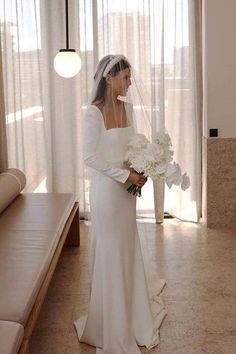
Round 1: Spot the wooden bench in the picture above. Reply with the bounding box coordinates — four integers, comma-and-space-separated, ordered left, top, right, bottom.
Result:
0, 193, 80, 354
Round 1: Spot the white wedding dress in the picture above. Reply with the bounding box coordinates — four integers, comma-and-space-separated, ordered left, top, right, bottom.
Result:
74, 103, 167, 354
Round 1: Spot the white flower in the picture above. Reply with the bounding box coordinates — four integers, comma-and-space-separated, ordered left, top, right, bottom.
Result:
124, 131, 190, 195
166, 162, 182, 188
181, 173, 190, 190
165, 163, 177, 177
127, 134, 149, 150
156, 163, 168, 175
146, 143, 164, 161
130, 153, 147, 173
153, 131, 172, 147
124, 149, 135, 162
151, 142, 173, 164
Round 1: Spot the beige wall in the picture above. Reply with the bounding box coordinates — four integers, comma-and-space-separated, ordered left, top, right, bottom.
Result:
203, 0, 236, 138
202, 0, 236, 229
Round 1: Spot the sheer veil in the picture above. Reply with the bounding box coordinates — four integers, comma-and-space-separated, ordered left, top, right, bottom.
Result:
89, 54, 153, 139
84, 55, 153, 268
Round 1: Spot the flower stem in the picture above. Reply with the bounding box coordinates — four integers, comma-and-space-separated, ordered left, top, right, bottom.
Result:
126, 183, 142, 197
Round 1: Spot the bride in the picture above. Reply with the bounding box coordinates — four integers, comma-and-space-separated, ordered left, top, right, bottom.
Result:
74, 54, 167, 354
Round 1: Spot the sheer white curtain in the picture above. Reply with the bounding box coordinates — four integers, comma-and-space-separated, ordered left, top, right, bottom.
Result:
0, 0, 88, 217
162, 0, 202, 222
0, 0, 44, 189
0, 0, 201, 222
89, 0, 202, 222
0, 36, 8, 173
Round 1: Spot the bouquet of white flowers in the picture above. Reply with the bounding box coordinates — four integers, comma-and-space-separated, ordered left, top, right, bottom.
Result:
124, 131, 190, 197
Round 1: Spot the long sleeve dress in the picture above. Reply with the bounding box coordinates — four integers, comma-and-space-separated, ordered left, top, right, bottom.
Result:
74, 103, 167, 354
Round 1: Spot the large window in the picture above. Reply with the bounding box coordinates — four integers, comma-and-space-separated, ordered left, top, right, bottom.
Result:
1, 1, 199, 221
0, 0, 46, 191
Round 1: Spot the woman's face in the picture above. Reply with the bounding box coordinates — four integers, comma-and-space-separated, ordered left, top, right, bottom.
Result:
108, 68, 131, 97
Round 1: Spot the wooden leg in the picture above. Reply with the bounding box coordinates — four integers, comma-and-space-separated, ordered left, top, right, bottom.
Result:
65, 203, 80, 247
25, 342, 29, 354
18, 340, 29, 354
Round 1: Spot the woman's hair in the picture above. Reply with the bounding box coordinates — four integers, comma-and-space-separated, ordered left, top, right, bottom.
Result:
91, 55, 130, 105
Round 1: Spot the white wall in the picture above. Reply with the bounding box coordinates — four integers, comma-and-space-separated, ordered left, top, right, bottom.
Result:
203, 0, 236, 138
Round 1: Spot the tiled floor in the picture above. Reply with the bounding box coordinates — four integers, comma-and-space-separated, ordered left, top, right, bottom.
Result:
30, 219, 236, 354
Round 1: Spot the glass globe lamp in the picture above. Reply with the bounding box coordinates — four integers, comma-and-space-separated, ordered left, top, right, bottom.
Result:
54, 49, 81, 78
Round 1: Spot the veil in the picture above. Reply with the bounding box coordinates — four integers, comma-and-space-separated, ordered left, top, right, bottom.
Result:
89, 54, 153, 140
84, 54, 154, 284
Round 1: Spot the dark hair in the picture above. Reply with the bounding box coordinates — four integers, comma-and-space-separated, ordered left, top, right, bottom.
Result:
92, 56, 130, 105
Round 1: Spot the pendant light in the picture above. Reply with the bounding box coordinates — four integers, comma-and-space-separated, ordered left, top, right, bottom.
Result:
54, 0, 81, 78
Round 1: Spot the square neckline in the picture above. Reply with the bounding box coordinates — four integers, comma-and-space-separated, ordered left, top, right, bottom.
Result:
89, 103, 131, 131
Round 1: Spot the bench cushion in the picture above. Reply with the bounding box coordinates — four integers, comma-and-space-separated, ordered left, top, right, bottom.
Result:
0, 193, 76, 325
0, 169, 26, 215
0, 320, 24, 354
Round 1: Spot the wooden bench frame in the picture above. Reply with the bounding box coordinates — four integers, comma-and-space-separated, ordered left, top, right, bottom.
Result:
18, 201, 80, 354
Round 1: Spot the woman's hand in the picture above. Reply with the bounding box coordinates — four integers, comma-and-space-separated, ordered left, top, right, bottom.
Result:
127, 170, 147, 186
